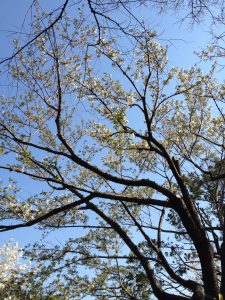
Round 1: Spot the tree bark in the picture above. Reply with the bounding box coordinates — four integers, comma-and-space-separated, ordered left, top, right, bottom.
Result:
220, 209, 225, 296
173, 199, 219, 297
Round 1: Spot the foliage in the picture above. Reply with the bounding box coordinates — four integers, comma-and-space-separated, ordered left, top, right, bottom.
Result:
1, 0, 225, 299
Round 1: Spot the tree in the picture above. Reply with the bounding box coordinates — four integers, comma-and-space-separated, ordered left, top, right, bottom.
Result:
0, 239, 34, 300
1, 0, 225, 299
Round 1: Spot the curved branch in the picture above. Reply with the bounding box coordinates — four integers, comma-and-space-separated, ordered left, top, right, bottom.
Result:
0, 0, 69, 65
0, 195, 93, 232
87, 201, 189, 300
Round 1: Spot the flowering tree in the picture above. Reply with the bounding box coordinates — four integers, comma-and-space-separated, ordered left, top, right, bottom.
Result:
1, 1, 225, 299
0, 240, 28, 299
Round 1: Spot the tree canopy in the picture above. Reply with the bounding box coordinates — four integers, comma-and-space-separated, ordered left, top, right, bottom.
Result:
1, 1, 225, 299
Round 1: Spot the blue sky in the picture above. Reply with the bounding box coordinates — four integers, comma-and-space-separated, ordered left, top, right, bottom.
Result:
0, 0, 215, 251
0, 3, 220, 300
0, 0, 74, 246
0, 1, 211, 67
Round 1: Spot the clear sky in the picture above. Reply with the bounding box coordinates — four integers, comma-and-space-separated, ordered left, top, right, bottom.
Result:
0, 0, 215, 249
